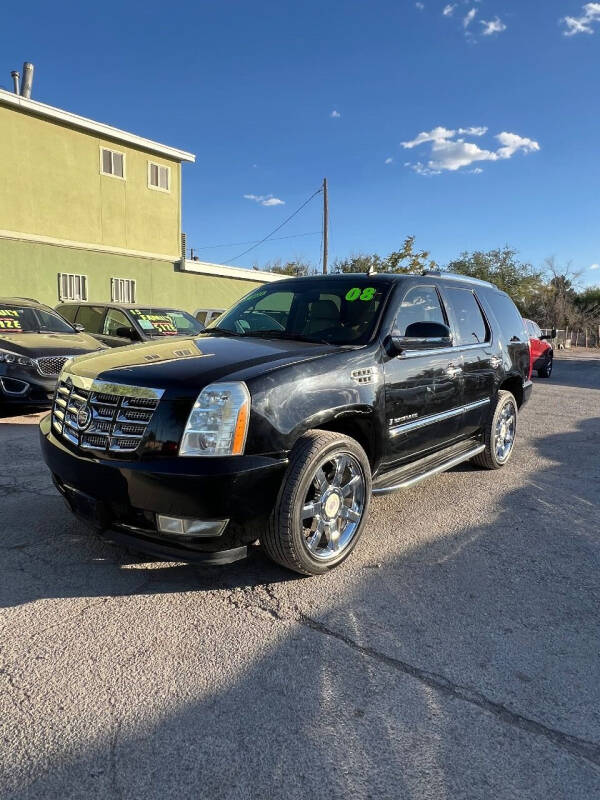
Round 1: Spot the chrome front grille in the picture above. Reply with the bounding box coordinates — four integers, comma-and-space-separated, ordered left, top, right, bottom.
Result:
37, 355, 74, 376
51, 375, 163, 453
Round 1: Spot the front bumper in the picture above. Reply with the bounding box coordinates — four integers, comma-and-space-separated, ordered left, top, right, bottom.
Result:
532, 355, 550, 371
0, 366, 56, 405
40, 415, 288, 562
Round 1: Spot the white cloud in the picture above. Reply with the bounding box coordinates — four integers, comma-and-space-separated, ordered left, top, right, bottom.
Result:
385, 157, 394, 164
330, 109, 341, 118
590, 263, 600, 270
458, 126, 488, 136
562, 2, 600, 35
481, 16, 507, 35
415, 2, 425, 9
402, 126, 458, 148
243, 194, 285, 207
495, 131, 540, 158
443, 4, 457, 16
463, 8, 478, 27
401, 126, 540, 174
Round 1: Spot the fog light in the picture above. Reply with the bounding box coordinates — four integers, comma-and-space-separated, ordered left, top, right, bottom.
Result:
156, 515, 229, 537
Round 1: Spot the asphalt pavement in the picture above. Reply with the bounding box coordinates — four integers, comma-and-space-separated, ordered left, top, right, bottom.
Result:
1, 354, 599, 799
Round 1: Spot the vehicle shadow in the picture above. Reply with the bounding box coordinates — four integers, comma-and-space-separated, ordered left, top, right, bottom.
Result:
548, 358, 600, 390
0, 404, 48, 420
2, 415, 600, 798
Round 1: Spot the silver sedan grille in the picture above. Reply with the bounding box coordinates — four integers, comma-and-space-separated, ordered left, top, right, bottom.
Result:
36, 355, 75, 376
51, 374, 163, 454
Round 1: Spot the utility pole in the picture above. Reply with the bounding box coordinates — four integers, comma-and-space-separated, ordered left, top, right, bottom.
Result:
322, 177, 328, 274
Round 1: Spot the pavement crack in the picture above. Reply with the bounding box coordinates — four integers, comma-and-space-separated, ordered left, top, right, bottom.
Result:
297, 612, 600, 770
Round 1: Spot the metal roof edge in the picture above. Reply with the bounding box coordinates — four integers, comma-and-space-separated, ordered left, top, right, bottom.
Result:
181, 260, 283, 282
0, 88, 196, 163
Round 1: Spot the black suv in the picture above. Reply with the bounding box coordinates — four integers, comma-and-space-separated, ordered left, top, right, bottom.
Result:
0, 298, 105, 406
40, 272, 531, 575
55, 302, 204, 348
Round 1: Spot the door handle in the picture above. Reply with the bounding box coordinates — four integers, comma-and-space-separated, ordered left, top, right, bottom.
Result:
445, 363, 462, 378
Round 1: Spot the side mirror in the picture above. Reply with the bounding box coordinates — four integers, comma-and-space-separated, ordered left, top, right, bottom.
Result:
392, 321, 453, 353
73, 323, 85, 332
115, 326, 137, 339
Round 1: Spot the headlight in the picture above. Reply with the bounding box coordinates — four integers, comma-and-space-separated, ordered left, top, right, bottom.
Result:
179, 381, 251, 457
0, 349, 35, 367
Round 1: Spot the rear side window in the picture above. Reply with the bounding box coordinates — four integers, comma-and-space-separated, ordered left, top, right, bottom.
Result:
484, 292, 527, 343
444, 287, 489, 346
76, 306, 105, 334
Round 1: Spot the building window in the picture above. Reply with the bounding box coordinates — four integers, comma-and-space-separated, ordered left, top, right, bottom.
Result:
111, 278, 136, 304
58, 273, 88, 302
100, 147, 125, 179
195, 309, 225, 326
148, 161, 170, 192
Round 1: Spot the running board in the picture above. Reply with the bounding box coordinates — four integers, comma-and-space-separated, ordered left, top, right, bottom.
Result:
372, 443, 485, 496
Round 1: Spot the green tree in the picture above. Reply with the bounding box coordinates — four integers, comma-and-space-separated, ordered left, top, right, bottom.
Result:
445, 247, 543, 313
259, 258, 316, 277
333, 236, 436, 274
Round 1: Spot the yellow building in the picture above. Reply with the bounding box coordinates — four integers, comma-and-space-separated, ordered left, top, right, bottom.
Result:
0, 86, 279, 315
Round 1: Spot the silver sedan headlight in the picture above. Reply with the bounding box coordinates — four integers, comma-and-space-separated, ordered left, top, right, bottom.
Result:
0, 349, 35, 367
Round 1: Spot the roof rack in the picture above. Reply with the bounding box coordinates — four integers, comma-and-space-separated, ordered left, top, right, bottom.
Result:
421, 270, 494, 288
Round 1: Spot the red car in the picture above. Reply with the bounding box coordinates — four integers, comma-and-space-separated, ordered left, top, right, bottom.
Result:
524, 318, 555, 378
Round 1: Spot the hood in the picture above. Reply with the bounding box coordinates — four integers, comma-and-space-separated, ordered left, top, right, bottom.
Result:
0, 332, 105, 357
64, 334, 339, 394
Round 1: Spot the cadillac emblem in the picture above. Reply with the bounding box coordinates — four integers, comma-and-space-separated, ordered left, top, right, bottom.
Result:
76, 404, 92, 431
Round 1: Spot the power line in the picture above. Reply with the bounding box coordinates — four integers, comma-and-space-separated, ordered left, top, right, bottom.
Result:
194, 230, 321, 251
221, 187, 323, 265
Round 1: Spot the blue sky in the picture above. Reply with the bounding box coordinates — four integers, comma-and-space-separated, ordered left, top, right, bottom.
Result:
3, 0, 600, 285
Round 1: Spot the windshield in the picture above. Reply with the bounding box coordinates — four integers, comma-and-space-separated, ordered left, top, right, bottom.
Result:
0, 305, 75, 334
209, 278, 390, 345
129, 308, 204, 337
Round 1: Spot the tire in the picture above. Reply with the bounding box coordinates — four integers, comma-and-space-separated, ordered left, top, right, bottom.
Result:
261, 430, 372, 576
537, 354, 553, 379
471, 390, 518, 470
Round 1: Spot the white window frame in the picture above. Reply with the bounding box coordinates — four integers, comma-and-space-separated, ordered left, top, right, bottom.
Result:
58, 273, 88, 302
147, 161, 171, 193
195, 308, 225, 326
99, 146, 126, 180
111, 278, 137, 304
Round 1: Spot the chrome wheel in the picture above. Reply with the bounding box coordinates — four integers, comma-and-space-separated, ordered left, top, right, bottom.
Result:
494, 401, 516, 462
300, 452, 366, 562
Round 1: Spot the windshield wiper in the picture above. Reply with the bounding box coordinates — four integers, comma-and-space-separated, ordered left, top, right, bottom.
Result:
239, 330, 332, 345
203, 328, 242, 337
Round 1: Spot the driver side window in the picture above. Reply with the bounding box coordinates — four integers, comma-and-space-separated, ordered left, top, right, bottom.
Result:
395, 286, 446, 335
103, 308, 133, 337
235, 291, 294, 333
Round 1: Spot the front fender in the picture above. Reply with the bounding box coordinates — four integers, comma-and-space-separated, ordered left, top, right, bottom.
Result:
245, 346, 386, 462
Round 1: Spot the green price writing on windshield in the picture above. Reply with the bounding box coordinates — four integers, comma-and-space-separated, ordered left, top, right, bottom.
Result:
345, 287, 376, 302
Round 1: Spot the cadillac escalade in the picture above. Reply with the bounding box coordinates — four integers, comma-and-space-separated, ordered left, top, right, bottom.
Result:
40, 272, 531, 576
